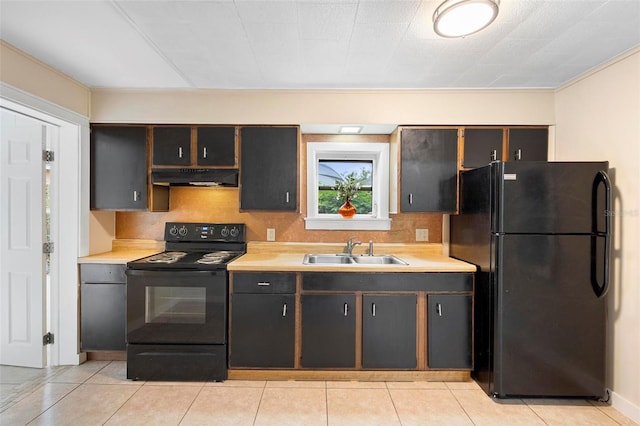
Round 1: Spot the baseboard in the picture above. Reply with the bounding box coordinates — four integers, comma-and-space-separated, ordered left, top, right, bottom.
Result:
611, 390, 640, 425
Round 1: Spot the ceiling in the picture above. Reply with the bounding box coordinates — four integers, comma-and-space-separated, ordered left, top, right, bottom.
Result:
1, 0, 639, 91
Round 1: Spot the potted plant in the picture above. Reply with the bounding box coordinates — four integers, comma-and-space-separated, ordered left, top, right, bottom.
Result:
334, 172, 361, 218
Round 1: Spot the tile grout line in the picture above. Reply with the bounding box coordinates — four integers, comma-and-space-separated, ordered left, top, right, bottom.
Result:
448, 388, 482, 425
251, 380, 268, 426
384, 381, 404, 425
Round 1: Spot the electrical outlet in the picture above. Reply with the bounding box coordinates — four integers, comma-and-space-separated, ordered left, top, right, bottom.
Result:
267, 228, 276, 241
416, 228, 429, 242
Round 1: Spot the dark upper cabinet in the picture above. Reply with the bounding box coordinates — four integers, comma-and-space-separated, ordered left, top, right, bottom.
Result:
197, 126, 236, 166
400, 128, 459, 212
152, 126, 192, 166
362, 294, 417, 369
428, 294, 472, 369
508, 128, 548, 161
301, 294, 356, 368
463, 128, 504, 168
91, 125, 148, 210
240, 126, 298, 211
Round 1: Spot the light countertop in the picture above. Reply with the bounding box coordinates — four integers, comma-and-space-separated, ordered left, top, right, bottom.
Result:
228, 242, 476, 273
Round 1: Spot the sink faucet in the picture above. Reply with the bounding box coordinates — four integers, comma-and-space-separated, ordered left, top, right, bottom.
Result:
367, 240, 374, 256
344, 237, 362, 255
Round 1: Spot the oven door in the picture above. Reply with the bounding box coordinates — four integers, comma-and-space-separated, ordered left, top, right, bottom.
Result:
126, 269, 226, 345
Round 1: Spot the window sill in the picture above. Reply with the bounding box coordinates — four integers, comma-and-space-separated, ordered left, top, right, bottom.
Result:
304, 216, 392, 231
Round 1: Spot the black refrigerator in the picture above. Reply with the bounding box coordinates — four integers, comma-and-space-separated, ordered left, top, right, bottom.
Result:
450, 161, 611, 399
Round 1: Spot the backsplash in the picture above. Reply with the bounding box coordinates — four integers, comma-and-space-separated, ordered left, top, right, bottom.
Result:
115, 187, 443, 243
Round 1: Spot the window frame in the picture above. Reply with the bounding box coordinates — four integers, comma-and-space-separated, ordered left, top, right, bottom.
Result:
305, 142, 391, 230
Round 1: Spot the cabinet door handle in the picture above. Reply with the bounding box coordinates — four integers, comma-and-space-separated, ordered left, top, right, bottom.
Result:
490, 149, 497, 161
514, 148, 522, 160
409, 193, 413, 205
372, 303, 376, 317
257, 282, 270, 286
436, 303, 442, 316
282, 303, 287, 317
133, 191, 139, 201
343, 303, 349, 316
178, 146, 183, 158
203, 147, 208, 159
285, 191, 290, 203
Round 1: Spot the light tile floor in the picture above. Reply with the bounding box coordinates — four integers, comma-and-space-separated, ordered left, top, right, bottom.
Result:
0, 361, 637, 426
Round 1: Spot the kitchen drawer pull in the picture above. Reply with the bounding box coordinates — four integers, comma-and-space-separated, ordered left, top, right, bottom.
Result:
203, 147, 208, 159
343, 303, 349, 316
372, 303, 376, 317
514, 148, 522, 160
257, 282, 270, 286
178, 146, 183, 158
436, 303, 442, 316
282, 303, 287, 317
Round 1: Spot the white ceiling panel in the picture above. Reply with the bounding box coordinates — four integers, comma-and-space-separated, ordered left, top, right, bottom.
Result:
1, 0, 639, 90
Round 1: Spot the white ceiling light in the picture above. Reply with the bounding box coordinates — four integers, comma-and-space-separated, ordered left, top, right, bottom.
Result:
433, 0, 499, 38
339, 126, 363, 134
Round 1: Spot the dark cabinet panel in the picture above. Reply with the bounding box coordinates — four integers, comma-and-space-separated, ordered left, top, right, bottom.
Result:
508, 128, 548, 161
463, 128, 504, 168
91, 126, 148, 210
240, 126, 298, 211
80, 264, 126, 351
400, 128, 458, 212
233, 272, 296, 294
230, 294, 295, 368
362, 294, 417, 369
152, 126, 192, 166
428, 294, 472, 369
301, 294, 356, 368
197, 127, 236, 166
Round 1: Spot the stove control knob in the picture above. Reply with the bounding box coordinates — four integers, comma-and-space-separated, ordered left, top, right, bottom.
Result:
230, 227, 239, 238
221, 227, 230, 238
169, 226, 179, 236
178, 226, 188, 237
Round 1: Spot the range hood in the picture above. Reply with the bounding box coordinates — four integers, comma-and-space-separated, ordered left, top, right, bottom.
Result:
151, 168, 239, 187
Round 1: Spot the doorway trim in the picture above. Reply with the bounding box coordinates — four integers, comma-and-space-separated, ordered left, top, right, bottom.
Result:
1, 82, 90, 366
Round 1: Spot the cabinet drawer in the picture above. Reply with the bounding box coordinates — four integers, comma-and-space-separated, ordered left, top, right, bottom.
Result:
302, 272, 473, 292
80, 264, 126, 283
232, 273, 296, 294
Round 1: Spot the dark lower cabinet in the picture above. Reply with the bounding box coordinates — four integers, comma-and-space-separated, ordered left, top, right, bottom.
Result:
230, 293, 295, 368
80, 264, 126, 351
301, 294, 356, 368
362, 294, 417, 369
428, 294, 472, 369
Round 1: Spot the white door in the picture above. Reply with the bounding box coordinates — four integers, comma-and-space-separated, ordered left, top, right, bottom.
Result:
0, 108, 47, 368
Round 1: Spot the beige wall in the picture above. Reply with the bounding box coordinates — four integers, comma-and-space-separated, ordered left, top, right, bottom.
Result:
91, 87, 554, 126
555, 48, 640, 419
0, 41, 90, 117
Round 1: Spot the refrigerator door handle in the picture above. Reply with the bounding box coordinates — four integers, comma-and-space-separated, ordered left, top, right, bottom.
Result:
591, 170, 611, 298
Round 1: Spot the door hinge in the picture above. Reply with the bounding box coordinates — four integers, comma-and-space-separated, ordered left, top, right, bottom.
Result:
43, 242, 54, 254
43, 332, 55, 345
43, 150, 55, 162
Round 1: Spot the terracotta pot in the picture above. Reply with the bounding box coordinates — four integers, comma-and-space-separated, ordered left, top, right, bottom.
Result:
339, 198, 356, 218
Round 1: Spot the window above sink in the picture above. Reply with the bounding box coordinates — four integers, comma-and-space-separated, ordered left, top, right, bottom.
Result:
304, 142, 391, 231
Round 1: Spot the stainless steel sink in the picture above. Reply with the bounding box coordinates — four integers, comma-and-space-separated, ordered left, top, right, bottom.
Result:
302, 254, 354, 264
303, 253, 407, 265
350, 255, 408, 265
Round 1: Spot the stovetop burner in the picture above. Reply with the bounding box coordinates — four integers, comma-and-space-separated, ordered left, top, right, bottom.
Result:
127, 223, 246, 271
